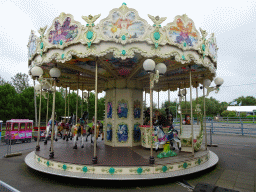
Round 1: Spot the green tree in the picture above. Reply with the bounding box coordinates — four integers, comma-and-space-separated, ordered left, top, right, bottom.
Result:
0, 84, 19, 122
235, 96, 256, 106
240, 112, 247, 118
11, 73, 30, 94
228, 111, 237, 117
221, 110, 229, 117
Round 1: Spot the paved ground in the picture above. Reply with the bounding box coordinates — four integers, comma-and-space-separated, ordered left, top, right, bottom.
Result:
0, 134, 255, 192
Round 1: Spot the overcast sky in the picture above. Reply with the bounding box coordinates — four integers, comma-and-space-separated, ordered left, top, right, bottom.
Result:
0, 0, 256, 107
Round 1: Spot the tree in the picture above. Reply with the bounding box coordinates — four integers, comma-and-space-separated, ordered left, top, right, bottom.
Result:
228, 111, 237, 117
221, 110, 229, 117
0, 84, 18, 122
0, 76, 6, 85
235, 96, 256, 106
11, 73, 30, 94
240, 112, 247, 118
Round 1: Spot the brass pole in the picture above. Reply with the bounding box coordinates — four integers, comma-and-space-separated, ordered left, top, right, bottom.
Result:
46, 92, 49, 126
158, 89, 159, 110
190, 68, 194, 156
196, 84, 199, 125
185, 88, 187, 113
76, 75, 79, 125
203, 85, 207, 150
33, 80, 38, 128
93, 61, 98, 164
65, 86, 67, 122
68, 84, 70, 119
87, 90, 90, 119
81, 85, 83, 117
145, 89, 146, 108
179, 88, 182, 132
50, 80, 56, 158
149, 74, 154, 164
36, 84, 42, 151
168, 84, 170, 103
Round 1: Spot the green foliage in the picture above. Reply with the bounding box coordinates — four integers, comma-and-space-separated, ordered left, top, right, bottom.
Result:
221, 110, 229, 117
11, 73, 30, 94
228, 111, 237, 117
246, 115, 256, 118
234, 96, 256, 106
239, 112, 247, 118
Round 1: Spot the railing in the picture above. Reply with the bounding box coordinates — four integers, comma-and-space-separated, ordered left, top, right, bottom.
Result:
173, 118, 256, 136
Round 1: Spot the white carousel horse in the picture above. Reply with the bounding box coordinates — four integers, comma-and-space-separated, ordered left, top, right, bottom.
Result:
154, 126, 181, 152
154, 126, 168, 151
167, 128, 181, 151
44, 119, 58, 144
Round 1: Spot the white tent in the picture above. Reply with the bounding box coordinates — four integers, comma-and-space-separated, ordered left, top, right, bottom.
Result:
227, 106, 256, 116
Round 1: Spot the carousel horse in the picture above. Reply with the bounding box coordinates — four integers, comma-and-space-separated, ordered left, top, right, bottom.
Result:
154, 126, 168, 151
72, 118, 88, 149
154, 125, 181, 152
167, 128, 181, 151
85, 119, 103, 142
57, 121, 65, 139
67, 113, 76, 141
44, 118, 58, 144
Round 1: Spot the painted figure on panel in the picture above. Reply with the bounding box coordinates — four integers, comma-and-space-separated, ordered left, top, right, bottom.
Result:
48, 17, 78, 45
103, 11, 145, 39
117, 124, 128, 142
133, 124, 141, 142
106, 123, 112, 141
133, 101, 141, 119
107, 102, 112, 118
117, 101, 128, 118
169, 18, 198, 47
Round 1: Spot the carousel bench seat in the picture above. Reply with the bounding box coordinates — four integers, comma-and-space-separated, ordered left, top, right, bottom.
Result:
179, 125, 202, 152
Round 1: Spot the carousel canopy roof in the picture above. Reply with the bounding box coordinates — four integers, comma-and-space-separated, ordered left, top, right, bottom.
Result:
27, 3, 218, 92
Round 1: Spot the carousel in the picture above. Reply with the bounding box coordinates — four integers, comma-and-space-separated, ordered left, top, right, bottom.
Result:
25, 3, 223, 180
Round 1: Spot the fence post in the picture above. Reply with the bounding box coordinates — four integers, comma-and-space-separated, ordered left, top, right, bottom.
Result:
211, 119, 214, 134
241, 122, 244, 136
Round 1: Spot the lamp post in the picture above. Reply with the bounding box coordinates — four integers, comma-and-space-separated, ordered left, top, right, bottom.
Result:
143, 59, 167, 164
49, 67, 61, 158
31, 66, 43, 151
202, 77, 224, 149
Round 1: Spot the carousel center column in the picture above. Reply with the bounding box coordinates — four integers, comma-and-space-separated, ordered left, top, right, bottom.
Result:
104, 79, 143, 147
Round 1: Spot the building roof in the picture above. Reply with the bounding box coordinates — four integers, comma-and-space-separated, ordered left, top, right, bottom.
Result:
227, 106, 256, 112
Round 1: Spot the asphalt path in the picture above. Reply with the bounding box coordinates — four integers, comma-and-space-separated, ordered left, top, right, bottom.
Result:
0, 134, 255, 192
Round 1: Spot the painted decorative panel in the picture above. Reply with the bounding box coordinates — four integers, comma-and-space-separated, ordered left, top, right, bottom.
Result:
133, 100, 141, 119
208, 33, 218, 61
117, 123, 128, 143
103, 11, 146, 40
48, 17, 78, 45
107, 102, 113, 118
27, 30, 37, 59
166, 15, 200, 49
133, 123, 141, 142
106, 123, 112, 141
117, 100, 128, 118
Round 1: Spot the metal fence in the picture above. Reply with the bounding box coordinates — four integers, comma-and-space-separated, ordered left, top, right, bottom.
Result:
173, 118, 256, 136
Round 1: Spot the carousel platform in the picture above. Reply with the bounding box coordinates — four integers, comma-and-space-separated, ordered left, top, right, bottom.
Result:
25, 138, 218, 180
